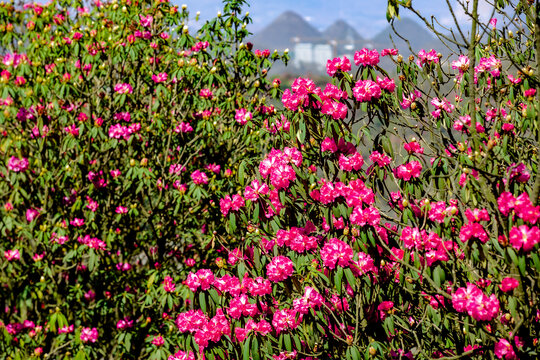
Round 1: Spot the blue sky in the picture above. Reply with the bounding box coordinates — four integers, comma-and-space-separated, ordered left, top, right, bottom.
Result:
172, 0, 496, 39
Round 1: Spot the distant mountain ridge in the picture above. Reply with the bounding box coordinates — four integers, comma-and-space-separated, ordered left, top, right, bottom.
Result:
249, 11, 437, 54
248, 11, 322, 52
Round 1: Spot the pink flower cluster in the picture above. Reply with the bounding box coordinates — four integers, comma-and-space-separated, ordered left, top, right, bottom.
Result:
498, 192, 540, 223
400, 227, 454, 266
219, 194, 245, 216
114, 83, 133, 94
293, 286, 324, 314
452, 283, 500, 321
185, 269, 215, 292
228, 294, 259, 319
235, 108, 252, 125
152, 72, 168, 83
427, 200, 458, 223
369, 151, 392, 167
272, 308, 301, 334
354, 48, 380, 66
77, 235, 107, 251
338, 152, 364, 172
430, 97, 455, 118
320, 238, 353, 269
326, 56, 351, 77
108, 123, 141, 140
416, 49, 439, 67
168, 351, 195, 360
352, 79, 381, 103
162, 275, 176, 292
234, 319, 272, 342
281, 77, 320, 111
394, 161, 422, 181
259, 147, 302, 189
7, 156, 29, 172
80, 327, 98, 343
244, 179, 269, 201
266, 255, 294, 282
175, 308, 230, 349
190, 170, 209, 185
4, 249, 20, 261
274, 223, 319, 253
475, 55, 501, 78
312, 178, 370, 206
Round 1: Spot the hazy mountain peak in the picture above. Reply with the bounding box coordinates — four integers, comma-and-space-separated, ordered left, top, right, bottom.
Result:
323, 19, 363, 42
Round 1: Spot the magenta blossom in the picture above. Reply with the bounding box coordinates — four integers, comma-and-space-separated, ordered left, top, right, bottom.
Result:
7, 156, 29, 172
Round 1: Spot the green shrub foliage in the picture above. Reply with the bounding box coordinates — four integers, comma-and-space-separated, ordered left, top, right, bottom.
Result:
0, 0, 287, 358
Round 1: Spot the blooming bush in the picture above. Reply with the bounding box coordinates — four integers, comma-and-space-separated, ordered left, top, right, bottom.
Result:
2, 0, 540, 359
0, 0, 287, 358
169, 1, 540, 359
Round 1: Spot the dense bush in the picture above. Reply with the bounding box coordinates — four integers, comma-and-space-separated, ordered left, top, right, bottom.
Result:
0, 0, 287, 358
2, 0, 540, 359
176, 1, 540, 360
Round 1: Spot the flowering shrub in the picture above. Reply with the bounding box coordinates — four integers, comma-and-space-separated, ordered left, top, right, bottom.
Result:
167, 1, 540, 359
0, 0, 287, 358
2, 0, 540, 359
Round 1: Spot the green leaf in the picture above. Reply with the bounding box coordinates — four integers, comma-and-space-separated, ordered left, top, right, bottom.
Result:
199, 292, 207, 313
344, 268, 356, 288
284, 333, 292, 352
242, 337, 251, 360
334, 267, 344, 294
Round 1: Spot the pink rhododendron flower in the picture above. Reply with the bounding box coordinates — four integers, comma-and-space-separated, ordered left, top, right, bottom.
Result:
354, 48, 380, 66
58, 324, 74, 334
452, 283, 499, 321
191, 170, 208, 185
394, 161, 422, 181
352, 79, 381, 102
452, 55, 470, 73
494, 339, 517, 360
326, 56, 351, 77
114, 83, 133, 94
139, 14, 153, 27
500, 277, 519, 293
227, 294, 259, 319
152, 72, 168, 83
459, 223, 489, 243
376, 76, 396, 92
272, 308, 300, 334
266, 256, 294, 282
403, 141, 424, 154
321, 99, 348, 119
339, 152, 364, 171
369, 151, 392, 167
151, 335, 164, 346
80, 327, 98, 343
350, 252, 376, 276
244, 179, 269, 201
162, 276, 176, 292
321, 137, 338, 153
26, 208, 40, 222
169, 351, 195, 360
416, 49, 439, 67
199, 88, 213, 99
381, 48, 398, 56
524, 88, 536, 97
320, 238, 353, 269
7, 156, 29, 172
235, 108, 252, 125
509, 224, 540, 252
4, 249, 20, 261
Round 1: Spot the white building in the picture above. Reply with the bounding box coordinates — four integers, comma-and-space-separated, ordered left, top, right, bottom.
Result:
293, 42, 334, 70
